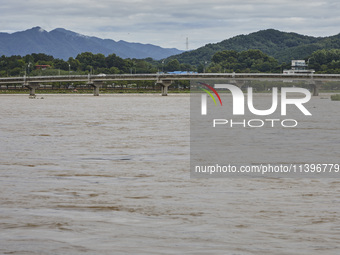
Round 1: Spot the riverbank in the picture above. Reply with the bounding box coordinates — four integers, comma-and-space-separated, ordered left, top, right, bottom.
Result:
0, 89, 190, 94
1, 89, 340, 95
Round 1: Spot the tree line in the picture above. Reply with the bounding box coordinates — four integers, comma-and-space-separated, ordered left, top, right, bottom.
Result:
0, 53, 158, 77
1, 48, 340, 77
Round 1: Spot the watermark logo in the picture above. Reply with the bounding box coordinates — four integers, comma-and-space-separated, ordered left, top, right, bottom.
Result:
191, 79, 338, 178
199, 83, 312, 128
201, 84, 311, 116
199, 82, 223, 115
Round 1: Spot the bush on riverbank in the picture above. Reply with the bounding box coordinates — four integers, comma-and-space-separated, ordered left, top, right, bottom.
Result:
331, 94, 340, 101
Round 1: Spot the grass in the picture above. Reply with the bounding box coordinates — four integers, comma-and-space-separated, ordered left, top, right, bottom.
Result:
331, 94, 340, 101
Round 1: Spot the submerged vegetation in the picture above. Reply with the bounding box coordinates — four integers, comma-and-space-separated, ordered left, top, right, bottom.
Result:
331, 94, 340, 101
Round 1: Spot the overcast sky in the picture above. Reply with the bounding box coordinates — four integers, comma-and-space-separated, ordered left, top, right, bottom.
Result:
1, 0, 340, 50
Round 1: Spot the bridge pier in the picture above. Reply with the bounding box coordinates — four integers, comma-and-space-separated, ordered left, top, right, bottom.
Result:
24, 83, 40, 97
88, 81, 103, 96
312, 85, 319, 96
236, 80, 245, 89
158, 80, 172, 96
309, 81, 322, 96
228, 79, 246, 89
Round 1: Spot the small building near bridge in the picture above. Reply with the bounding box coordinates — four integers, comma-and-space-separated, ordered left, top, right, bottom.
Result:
283, 60, 315, 74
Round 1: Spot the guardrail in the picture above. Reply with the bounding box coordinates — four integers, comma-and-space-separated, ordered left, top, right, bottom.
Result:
1, 73, 340, 85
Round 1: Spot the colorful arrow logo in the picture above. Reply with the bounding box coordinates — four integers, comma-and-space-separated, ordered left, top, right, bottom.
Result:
198, 82, 223, 106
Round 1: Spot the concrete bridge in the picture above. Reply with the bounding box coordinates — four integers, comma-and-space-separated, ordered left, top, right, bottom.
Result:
1, 73, 340, 96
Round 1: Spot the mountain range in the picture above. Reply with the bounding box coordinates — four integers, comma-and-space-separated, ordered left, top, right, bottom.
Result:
169, 29, 340, 64
0, 27, 183, 60
2, 27, 340, 65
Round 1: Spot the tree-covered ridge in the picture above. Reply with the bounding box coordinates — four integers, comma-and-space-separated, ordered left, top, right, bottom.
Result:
0, 53, 160, 77
167, 29, 340, 65
210, 49, 280, 73
0, 52, 198, 77
2, 48, 340, 77
308, 49, 340, 73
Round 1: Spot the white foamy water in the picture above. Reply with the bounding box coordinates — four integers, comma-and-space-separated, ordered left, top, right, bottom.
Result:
0, 94, 339, 255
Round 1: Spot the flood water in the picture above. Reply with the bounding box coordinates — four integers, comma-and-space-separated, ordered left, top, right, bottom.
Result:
0, 94, 340, 255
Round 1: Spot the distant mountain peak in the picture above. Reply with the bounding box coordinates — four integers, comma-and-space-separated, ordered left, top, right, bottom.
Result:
30, 26, 46, 33
50, 27, 88, 38
51, 27, 69, 33
0, 27, 183, 60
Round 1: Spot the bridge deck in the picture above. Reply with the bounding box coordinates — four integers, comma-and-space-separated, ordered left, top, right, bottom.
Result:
1, 73, 340, 84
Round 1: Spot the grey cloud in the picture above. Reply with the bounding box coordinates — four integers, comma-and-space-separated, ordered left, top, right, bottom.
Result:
0, 0, 339, 50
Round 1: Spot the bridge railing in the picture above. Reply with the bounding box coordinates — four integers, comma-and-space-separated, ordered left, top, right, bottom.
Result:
1, 73, 340, 85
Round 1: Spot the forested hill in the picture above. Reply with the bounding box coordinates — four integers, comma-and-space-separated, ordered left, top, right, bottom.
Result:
168, 29, 340, 64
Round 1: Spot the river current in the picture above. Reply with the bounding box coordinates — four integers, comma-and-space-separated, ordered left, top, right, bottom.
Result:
0, 94, 339, 254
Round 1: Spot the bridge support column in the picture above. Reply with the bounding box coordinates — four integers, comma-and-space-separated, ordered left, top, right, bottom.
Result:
29, 87, 36, 96
89, 81, 103, 96
229, 79, 245, 89
236, 80, 245, 89
94, 85, 100, 96
309, 81, 322, 96
159, 80, 172, 96
313, 85, 319, 96
24, 83, 40, 97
